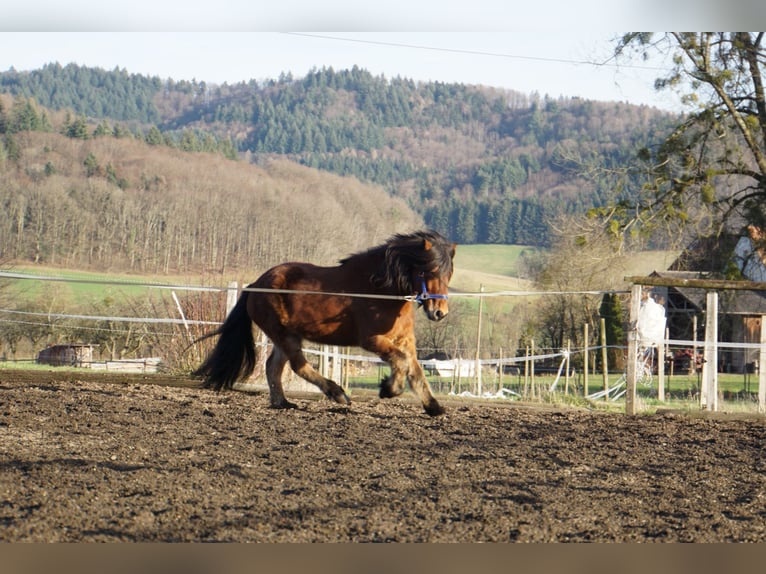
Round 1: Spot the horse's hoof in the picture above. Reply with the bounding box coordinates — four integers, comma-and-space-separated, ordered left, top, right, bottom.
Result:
270, 400, 298, 410
332, 391, 351, 405
379, 378, 403, 398
424, 402, 446, 417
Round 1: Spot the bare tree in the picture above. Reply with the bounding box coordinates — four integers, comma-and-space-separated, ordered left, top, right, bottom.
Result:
607, 33, 766, 244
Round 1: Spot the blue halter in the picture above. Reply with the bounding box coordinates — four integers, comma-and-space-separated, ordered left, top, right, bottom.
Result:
414, 278, 449, 306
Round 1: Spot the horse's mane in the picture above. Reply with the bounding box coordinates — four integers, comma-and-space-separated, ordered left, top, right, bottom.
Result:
340, 230, 454, 294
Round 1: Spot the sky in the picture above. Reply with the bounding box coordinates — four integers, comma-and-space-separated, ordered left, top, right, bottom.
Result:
2, 2, 764, 113
0, 32, 684, 111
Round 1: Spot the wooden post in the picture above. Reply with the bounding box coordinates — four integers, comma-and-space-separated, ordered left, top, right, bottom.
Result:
657, 327, 666, 402
330, 345, 341, 383
498, 347, 504, 392
564, 338, 571, 394
343, 347, 350, 391
475, 285, 484, 396
701, 291, 719, 411
692, 315, 698, 375
226, 281, 238, 315
583, 323, 589, 397
600, 318, 609, 400
626, 284, 642, 415
530, 339, 536, 399
758, 316, 765, 414
320, 345, 328, 378
524, 345, 530, 399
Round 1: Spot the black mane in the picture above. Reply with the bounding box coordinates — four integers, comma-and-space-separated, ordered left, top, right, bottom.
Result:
340, 230, 454, 295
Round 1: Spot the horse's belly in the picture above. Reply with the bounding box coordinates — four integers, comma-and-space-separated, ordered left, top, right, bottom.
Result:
292, 320, 357, 347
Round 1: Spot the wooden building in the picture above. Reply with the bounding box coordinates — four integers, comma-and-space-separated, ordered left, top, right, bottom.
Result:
648, 226, 766, 374
36, 344, 96, 367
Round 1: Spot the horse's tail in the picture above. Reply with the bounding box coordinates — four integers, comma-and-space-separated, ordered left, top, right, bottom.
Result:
192, 292, 256, 391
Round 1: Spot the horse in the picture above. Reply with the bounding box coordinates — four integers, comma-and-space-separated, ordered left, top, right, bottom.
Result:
193, 230, 456, 416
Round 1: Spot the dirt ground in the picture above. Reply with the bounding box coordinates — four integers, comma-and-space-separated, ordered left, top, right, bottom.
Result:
1, 369, 765, 542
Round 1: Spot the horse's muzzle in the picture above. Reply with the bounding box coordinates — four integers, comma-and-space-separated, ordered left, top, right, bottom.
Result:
425, 306, 448, 322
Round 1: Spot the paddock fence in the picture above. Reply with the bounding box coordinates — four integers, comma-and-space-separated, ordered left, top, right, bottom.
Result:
1, 271, 765, 415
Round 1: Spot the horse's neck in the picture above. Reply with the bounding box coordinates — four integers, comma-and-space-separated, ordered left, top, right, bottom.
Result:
342, 252, 395, 293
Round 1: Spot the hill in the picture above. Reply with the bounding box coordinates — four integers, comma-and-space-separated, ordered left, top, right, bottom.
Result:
0, 63, 678, 246
0, 126, 421, 275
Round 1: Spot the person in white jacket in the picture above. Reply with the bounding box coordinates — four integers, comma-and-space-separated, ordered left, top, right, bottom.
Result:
637, 290, 666, 348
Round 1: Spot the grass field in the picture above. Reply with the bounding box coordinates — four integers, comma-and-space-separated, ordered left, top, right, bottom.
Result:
3, 244, 540, 305
5, 245, 679, 301
3, 264, 228, 308
453, 244, 539, 277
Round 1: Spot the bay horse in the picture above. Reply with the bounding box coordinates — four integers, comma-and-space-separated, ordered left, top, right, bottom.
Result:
193, 230, 456, 416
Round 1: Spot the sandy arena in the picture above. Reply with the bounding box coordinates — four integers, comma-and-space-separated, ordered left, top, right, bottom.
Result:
1, 369, 765, 542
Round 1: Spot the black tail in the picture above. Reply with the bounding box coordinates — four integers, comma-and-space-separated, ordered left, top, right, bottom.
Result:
192, 292, 256, 390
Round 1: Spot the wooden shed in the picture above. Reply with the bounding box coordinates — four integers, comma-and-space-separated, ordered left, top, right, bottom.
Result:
36, 344, 96, 367
644, 226, 766, 373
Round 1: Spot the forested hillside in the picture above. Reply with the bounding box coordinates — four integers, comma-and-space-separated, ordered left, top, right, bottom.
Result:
0, 63, 678, 246
0, 111, 420, 274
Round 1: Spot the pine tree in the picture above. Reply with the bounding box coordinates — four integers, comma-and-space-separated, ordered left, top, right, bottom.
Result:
599, 293, 625, 370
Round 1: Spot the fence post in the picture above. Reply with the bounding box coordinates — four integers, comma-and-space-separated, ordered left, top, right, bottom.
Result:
657, 327, 666, 402
330, 345, 341, 383
701, 291, 719, 411
226, 281, 238, 315
626, 284, 642, 415
600, 317, 608, 400
758, 315, 765, 414
530, 339, 536, 399
565, 338, 571, 394
692, 315, 699, 375
475, 285, 484, 396
524, 345, 530, 399
583, 323, 589, 397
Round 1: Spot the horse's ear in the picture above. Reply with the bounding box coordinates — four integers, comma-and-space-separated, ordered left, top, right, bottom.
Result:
450, 243, 457, 258
423, 239, 433, 251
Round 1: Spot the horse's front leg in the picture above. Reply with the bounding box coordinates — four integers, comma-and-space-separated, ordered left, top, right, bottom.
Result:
362, 335, 408, 398
395, 335, 444, 416
364, 336, 445, 416
380, 354, 408, 399
407, 358, 445, 417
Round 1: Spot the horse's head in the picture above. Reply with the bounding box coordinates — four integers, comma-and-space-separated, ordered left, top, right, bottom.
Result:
366, 230, 456, 321
411, 233, 456, 322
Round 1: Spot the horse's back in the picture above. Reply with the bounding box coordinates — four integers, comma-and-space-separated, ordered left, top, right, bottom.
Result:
245, 260, 407, 346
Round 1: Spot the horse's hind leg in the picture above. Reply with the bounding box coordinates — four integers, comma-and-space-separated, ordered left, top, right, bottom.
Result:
281, 337, 350, 405
265, 345, 297, 409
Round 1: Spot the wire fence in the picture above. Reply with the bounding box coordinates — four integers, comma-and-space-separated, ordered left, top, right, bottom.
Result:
1, 270, 765, 413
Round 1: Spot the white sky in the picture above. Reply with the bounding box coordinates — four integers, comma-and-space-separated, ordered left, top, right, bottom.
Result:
2, 2, 764, 112
0, 32, 683, 111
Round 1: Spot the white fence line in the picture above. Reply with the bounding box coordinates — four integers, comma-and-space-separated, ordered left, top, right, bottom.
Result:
0, 308, 221, 326
2, 271, 765, 412
0, 270, 627, 300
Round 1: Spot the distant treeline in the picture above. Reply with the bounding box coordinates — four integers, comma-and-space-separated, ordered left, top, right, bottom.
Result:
0, 63, 677, 246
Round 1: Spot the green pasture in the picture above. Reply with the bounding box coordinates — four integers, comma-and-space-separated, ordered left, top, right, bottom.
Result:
453, 244, 539, 278
3, 245, 540, 308
3, 265, 221, 309
446, 244, 542, 320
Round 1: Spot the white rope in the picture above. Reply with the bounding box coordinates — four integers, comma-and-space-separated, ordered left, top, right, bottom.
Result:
0, 271, 226, 293
0, 270, 627, 301
0, 308, 221, 326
